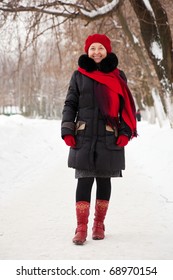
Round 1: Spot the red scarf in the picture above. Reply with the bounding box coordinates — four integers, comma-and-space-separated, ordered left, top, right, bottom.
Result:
78, 67, 137, 137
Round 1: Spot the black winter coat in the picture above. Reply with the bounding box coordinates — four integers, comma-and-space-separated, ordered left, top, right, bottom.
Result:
61, 53, 132, 172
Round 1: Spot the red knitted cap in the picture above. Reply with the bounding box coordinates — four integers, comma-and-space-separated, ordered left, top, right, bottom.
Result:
84, 34, 112, 53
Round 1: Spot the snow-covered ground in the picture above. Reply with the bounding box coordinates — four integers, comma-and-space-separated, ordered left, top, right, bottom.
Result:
0, 115, 173, 260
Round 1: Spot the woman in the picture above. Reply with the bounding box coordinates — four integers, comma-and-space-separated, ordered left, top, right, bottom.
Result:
61, 34, 137, 245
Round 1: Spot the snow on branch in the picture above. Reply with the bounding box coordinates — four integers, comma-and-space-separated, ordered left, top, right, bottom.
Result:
142, 0, 155, 19
132, 34, 139, 44
150, 41, 163, 61
80, 0, 120, 18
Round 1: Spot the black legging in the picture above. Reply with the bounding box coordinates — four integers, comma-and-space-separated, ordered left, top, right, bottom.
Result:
76, 177, 111, 203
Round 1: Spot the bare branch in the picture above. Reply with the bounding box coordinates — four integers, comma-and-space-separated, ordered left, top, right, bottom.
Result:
0, 0, 120, 21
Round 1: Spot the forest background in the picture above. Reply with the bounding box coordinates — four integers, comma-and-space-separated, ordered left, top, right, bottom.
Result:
0, 0, 172, 127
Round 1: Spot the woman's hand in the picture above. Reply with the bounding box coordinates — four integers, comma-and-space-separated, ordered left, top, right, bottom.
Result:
116, 135, 129, 147
64, 135, 76, 148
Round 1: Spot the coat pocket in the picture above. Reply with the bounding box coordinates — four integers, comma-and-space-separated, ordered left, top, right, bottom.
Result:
105, 125, 122, 150
106, 124, 118, 137
75, 121, 86, 148
75, 121, 86, 134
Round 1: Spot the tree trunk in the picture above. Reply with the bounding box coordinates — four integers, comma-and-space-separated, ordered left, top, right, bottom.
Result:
129, 0, 173, 126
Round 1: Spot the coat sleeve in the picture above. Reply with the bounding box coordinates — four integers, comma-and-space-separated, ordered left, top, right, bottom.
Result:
61, 71, 79, 139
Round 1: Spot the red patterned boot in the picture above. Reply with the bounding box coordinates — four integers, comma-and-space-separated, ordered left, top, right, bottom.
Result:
72, 201, 90, 245
92, 199, 109, 240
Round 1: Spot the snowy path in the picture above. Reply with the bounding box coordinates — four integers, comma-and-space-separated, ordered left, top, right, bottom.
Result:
0, 116, 173, 260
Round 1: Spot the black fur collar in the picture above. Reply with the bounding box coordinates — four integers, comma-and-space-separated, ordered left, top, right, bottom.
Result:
78, 52, 118, 73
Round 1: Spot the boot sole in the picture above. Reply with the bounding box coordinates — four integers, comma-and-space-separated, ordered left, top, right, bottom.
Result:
73, 240, 86, 245
92, 236, 104, 240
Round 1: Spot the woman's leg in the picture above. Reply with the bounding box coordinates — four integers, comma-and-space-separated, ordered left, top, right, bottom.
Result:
92, 177, 111, 240
96, 177, 111, 201
73, 177, 94, 245
76, 177, 94, 202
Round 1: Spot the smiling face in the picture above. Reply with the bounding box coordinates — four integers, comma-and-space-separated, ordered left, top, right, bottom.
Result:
88, 42, 107, 63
